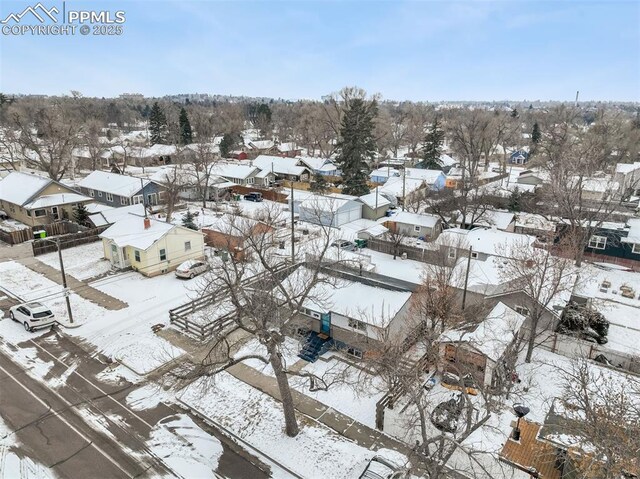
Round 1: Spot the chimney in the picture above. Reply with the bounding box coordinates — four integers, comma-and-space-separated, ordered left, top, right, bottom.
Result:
144, 217, 151, 229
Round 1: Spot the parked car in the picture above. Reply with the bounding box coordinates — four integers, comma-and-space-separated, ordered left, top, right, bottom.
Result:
331, 240, 357, 251
9, 302, 56, 332
244, 192, 263, 202
175, 260, 208, 279
358, 456, 408, 479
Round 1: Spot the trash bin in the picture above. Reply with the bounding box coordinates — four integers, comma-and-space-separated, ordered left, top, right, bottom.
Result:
354, 239, 367, 249
33, 230, 46, 239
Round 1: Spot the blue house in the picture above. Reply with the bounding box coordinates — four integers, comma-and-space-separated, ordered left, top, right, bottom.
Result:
508, 149, 530, 165
78, 171, 166, 208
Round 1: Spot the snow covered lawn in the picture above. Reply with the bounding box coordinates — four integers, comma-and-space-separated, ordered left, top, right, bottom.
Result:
180, 373, 398, 479
0, 261, 107, 326
37, 242, 112, 280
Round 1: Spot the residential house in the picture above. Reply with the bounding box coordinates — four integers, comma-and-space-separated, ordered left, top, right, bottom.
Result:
276, 142, 302, 158
581, 220, 640, 269
99, 213, 205, 277
614, 161, 640, 199
516, 170, 550, 187
515, 212, 558, 242
579, 176, 619, 201
370, 168, 400, 185
380, 176, 428, 206
252, 155, 311, 182
384, 211, 442, 240
298, 194, 362, 227
0, 172, 92, 227
297, 157, 340, 178
508, 149, 530, 165
462, 209, 516, 232
292, 268, 415, 359
87, 203, 147, 228
246, 140, 278, 158
621, 218, 640, 259
78, 171, 166, 208
439, 302, 526, 387
71, 146, 114, 170
404, 168, 447, 191
209, 163, 274, 187
357, 192, 391, 220
436, 227, 537, 262
201, 214, 275, 261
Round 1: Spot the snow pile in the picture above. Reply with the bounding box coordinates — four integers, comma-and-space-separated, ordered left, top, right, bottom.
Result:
36, 242, 112, 281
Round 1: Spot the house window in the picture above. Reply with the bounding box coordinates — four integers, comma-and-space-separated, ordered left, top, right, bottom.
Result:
121, 197, 128, 205
88, 189, 94, 197
26, 210, 31, 217
414, 225, 421, 232
133, 195, 143, 205
34, 209, 46, 217
98, 191, 103, 197
159, 248, 167, 261
448, 249, 456, 259
471, 252, 479, 259
514, 305, 530, 316
346, 347, 363, 359
348, 318, 367, 331
588, 235, 607, 250
134, 250, 141, 262
247, 177, 255, 185
632, 243, 640, 254
106, 193, 114, 202
184, 241, 191, 251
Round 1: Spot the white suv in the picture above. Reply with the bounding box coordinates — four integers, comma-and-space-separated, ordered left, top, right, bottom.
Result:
9, 302, 56, 332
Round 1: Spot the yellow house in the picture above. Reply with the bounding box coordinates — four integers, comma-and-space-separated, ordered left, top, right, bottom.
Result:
0, 172, 93, 227
99, 213, 205, 277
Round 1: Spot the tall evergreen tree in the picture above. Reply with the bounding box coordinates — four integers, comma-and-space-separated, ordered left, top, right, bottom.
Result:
219, 133, 236, 158
182, 211, 198, 230
531, 122, 541, 144
421, 116, 445, 170
148, 102, 168, 145
335, 98, 377, 196
309, 172, 329, 194
73, 203, 90, 226
179, 107, 193, 145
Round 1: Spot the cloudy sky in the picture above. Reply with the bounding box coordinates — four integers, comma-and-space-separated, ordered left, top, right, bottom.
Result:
1, 0, 638, 101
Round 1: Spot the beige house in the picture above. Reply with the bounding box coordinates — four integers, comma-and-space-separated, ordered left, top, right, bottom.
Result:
99, 213, 205, 277
0, 172, 92, 227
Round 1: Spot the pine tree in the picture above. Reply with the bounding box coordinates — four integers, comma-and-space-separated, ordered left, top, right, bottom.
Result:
182, 211, 198, 230
531, 122, 541, 144
148, 102, 168, 145
421, 116, 445, 170
179, 107, 193, 145
310, 172, 329, 194
335, 98, 377, 196
73, 203, 90, 226
220, 134, 235, 158
508, 187, 522, 212
511, 108, 518, 118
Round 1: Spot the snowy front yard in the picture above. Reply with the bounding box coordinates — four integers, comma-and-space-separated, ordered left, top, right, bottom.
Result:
36, 241, 112, 281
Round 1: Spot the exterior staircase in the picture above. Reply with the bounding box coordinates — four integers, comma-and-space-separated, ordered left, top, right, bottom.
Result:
298, 332, 332, 362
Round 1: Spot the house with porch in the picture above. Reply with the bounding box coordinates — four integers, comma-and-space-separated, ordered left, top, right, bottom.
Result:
99, 213, 205, 277
297, 157, 340, 178
78, 171, 166, 208
210, 163, 275, 187
384, 211, 442, 240
0, 171, 92, 227
252, 155, 311, 182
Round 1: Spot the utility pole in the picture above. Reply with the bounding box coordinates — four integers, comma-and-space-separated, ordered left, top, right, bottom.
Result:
402, 167, 406, 212
290, 182, 295, 263
54, 238, 74, 324
461, 246, 472, 310
140, 177, 148, 217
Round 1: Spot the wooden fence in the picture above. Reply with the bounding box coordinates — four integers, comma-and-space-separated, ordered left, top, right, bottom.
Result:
31, 225, 110, 256
0, 221, 80, 246
367, 237, 439, 264
230, 185, 288, 203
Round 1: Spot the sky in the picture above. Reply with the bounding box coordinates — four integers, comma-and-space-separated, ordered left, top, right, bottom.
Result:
0, 0, 638, 102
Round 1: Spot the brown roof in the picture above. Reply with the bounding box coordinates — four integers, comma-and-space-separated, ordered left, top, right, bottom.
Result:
500, 419, 561, 479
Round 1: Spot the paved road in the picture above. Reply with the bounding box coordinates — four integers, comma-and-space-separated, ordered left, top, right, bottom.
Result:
0, 328, 272, 479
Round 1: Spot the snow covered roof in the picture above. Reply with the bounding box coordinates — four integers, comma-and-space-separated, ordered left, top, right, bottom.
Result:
99, 213, 186, 250
370, 168, 400, 179
437, 227, 536, 257
300, 195, 352, 212
252, 155, 309, 176
357, 192, 391, 209
85, 202, 112, 215
404, 168, 444, 184
615, 162, 640, 174
440, 302, 526, 361
89, 203, 147, 227
297, 157, 337, 172
247, 140, 275, 150
25, 193, 92, 209
78, 171, 149, 197
515, 212, 557, 232
277, 142, 299, 152
140, 144, 177, 158
473, 210, 515, 230
621, 217, 640, 244
438, 153, 457, 167
210, 163, 259, 180
0, 171, 53, 206
380, 176, 425, 199
579, 176, 619, 193
389, 211, 439, 229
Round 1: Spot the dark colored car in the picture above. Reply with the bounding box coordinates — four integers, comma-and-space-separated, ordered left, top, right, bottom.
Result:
244, 192, 263, 202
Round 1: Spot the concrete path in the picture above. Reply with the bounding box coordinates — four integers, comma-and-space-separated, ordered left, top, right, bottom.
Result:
18, 257, 128, 311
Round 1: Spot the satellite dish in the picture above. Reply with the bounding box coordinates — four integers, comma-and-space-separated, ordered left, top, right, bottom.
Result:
514, 404, 530, 418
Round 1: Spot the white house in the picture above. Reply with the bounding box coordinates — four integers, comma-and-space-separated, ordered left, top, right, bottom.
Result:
385, 211, 442, 240
252, 155, 310, 181
298, 194, 362, 227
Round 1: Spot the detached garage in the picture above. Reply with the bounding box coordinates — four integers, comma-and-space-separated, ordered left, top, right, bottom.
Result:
299, 195, 362, 227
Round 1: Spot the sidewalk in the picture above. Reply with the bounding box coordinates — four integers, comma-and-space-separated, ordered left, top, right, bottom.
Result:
18, 257, 128, 311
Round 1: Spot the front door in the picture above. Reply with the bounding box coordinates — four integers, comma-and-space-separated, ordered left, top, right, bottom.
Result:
111, 243, 120, 267
320, 312, 331, 335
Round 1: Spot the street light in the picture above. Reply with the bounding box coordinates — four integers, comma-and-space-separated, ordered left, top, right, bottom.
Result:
512, 404, 530, 441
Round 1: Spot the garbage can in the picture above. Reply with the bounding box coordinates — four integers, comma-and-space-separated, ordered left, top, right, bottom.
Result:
33, 230, 46, 239
354, 239, 367, 249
